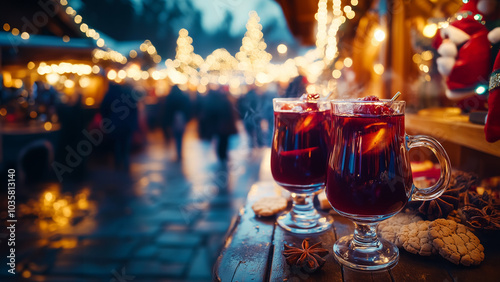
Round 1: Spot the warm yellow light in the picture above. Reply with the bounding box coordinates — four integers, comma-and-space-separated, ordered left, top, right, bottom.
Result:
412, 53, 422, 64
46, 73, 60, 85
153, 55, 161, 64
129, 50, 137, 58
11, 28, 19, 36
197, 84, 207, 94
332, 69, 342, 79
147, 45, 156, 55
334, 60, 344, 70
277, 44, 287, 54
21, 32, 29, 40
64, 80, 75, 88
179, 28, 188, 37
0, 108, 7, 116
96, 38, 105, 47
79, 77, 90, 88
74, 15, 82, 24
344, 57, 353, 67
421, 50, 433, 61
218, 75, 228, 85
80, 23, 88, 33
92, 65, 100, 74
30, 111, 38, 118
107, 70, 117, 80
374, 28, 386, 42
87, 29, 95, 38
85, 97, 95, 106
22, 270, 31, 279
351, 0, 358, 6
62, 35, 70, 42
118, 70, 127, 79
60, 0, 68, 5
65, 7, 74, 15
27, 61, 35, 69
140, 43, 147, 52
374, 63, 385, 75
3, 23, 10, 31
423, 23, 438, 38
44, 122, 53, 131
200, 76, 209, 86
62, 206, 72, 217
306, 85, 316, 94
14, 79, 23, 88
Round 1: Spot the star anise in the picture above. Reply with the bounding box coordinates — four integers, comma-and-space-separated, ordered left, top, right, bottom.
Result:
283, 239, 329, 273
460, 191, 500, 230
418, 189, 461, 220
417, 171, 478, 220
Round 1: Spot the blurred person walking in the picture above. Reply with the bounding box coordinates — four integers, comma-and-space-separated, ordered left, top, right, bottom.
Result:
100, 81, 139, 172
162, 85, 192, 161
204, 86, 237, 161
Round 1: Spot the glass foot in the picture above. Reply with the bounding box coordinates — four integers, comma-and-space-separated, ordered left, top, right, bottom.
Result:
277, 211, 333, 234
333, 235, 399, 271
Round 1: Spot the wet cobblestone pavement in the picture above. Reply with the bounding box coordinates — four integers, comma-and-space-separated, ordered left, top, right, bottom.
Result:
1, 123, 265, 281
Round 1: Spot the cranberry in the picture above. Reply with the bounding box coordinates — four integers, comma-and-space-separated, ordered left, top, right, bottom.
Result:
360, 95, 380, 101
355, 95, 393, 115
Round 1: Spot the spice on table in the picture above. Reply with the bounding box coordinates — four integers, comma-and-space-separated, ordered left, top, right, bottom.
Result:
417, 171, 476, 220
461, 191, 500, 230
283, 239, 329, 273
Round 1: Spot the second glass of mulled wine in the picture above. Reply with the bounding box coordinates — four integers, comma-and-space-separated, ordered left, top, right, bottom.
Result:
326, 98, 451, 271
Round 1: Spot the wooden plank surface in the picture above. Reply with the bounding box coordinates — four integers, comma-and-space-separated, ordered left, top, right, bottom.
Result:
213, 182, 279, 282
215, 182, 500, 281
405, 112, 500, 157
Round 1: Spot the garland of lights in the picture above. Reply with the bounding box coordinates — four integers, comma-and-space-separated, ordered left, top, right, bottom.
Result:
2, 0, 364, 96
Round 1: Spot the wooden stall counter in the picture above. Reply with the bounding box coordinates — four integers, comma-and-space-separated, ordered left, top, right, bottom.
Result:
214, 181, 500, 282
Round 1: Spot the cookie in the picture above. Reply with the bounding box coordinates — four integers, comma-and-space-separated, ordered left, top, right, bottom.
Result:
398, 220, 436, 256
252, 196, 288, 217
429, 218, 484, 266
378, 211, 423, 247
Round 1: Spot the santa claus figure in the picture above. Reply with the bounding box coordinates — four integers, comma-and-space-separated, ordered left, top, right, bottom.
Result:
434, 0, 500, 142
434, 0, 500, 112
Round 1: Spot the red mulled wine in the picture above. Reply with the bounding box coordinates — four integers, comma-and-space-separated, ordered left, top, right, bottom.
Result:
271, 106, 331, 193
326, 113, 413, 217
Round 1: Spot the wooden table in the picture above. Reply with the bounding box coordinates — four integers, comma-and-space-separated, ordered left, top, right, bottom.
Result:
214, 181, 500, 281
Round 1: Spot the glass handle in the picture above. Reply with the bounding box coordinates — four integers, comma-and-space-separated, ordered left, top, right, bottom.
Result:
406, 135, 451, 201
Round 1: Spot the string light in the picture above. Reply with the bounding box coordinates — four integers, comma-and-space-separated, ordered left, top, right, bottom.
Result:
2, 1, 359, 95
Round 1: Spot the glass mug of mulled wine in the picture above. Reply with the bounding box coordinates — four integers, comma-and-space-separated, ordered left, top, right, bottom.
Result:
326, 98, 451, 271
271, 96, 333, 234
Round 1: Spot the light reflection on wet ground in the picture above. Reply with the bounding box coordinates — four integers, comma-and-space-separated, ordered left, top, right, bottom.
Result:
0, 122, 264, 281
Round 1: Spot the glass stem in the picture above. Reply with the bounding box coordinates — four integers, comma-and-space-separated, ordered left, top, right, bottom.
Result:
352, 221, 380, 248
290, 193, 320, 228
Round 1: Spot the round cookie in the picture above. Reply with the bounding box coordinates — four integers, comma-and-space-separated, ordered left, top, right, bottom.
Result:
252, 196, 288, 217
429, 218, 484, 266
398, 220, 436, 256
378, 211, 423, 247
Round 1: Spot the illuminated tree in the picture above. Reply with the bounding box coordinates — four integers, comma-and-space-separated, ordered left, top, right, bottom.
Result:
174, 29, 204, 75
235, 11, 272, 74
